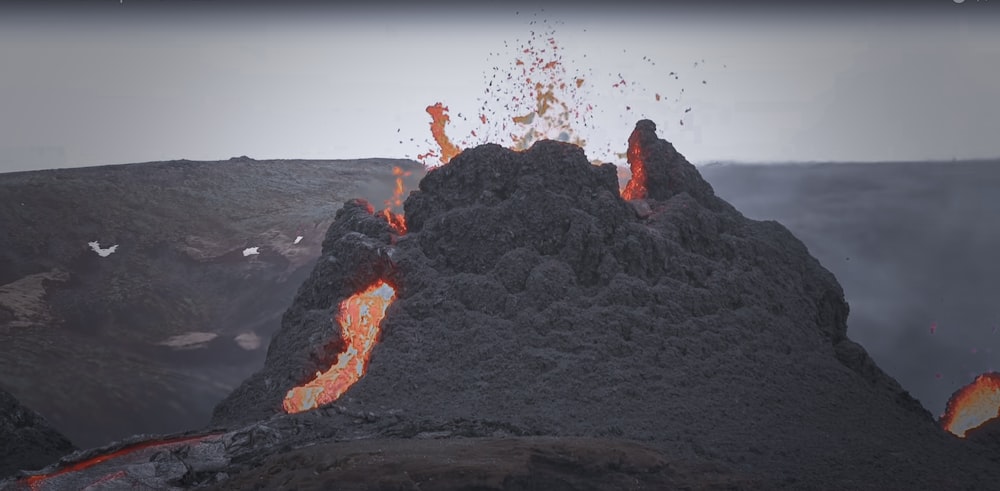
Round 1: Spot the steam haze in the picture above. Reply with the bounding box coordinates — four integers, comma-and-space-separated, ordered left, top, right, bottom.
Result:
0, 1, 997, 171
1, 0, 999, 423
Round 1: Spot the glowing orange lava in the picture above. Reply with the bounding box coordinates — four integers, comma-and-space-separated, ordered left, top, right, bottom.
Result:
425, 103, 461, 165
23, 435, 211, 490
378, 165, 410, 234
282, 279, 397, 414
941, 372, 1000, 437
620, 126, 647, 200
379, 209, 407, 235
384, 166, 411, 209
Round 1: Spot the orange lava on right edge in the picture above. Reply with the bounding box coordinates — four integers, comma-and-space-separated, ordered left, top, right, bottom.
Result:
620, 125, 647, 200
940, 372, 1000, 437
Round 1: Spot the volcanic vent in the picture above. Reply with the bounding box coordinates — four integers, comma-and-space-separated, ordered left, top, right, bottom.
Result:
212, 120, 992, 488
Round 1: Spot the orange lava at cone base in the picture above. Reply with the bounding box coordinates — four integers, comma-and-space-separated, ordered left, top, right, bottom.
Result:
620, 126, 648, 200
23, 435, 210, 490
941, 372, 1000, 437
282, 280, 397, 414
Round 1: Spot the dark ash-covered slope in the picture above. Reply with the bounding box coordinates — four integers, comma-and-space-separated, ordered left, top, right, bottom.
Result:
0, 156, 422, 451
0, 388, 75, 479
211, 121, 993, 489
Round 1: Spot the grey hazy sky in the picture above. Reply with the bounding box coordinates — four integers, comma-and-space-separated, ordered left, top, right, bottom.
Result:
0, 3, 998, 172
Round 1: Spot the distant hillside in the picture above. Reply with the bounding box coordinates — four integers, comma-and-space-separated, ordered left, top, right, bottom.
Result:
701, 159, 1000, 419
0, 157, 424, 449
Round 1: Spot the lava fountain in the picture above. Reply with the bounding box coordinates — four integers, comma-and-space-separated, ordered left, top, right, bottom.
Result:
282, 279, 397, 414
940, 372, 1000, 437
378, 165, 411, 234
620, 123, 648, 200
410, 23, 706, 200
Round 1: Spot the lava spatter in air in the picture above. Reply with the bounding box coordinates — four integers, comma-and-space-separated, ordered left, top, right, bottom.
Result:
282, 279, 397, 414
408, 14, 718, 182
940, 372, 1000, 437
416, 26, 594, 166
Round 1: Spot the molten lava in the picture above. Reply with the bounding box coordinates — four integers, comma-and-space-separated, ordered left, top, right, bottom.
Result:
282, 279, 397, 414
941, 372, 1000, 437
384, 166, 411, 210
425, 103, 461, 165
379, 165, 410, 234
620, 125, 648, 200
22, 434, 212, 491
379, 209, 407, 235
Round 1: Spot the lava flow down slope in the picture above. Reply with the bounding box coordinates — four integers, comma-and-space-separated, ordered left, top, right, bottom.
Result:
202, 120, 1000, 489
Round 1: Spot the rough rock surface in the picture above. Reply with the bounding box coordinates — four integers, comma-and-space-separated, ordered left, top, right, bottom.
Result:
204, 436, 764, 491
208, 121, 998, 489
0, 157, 423, 450
0, 387, 76, 478
2, 410, 759, 491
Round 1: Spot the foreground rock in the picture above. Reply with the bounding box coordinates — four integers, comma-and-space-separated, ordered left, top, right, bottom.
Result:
204, 436, 762, 491
0, 388, 75, 478
2, 411, 759, 491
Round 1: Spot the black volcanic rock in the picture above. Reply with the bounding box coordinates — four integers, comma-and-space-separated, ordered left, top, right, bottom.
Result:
964, 417, 1000, 460
629, 119, 719, 209
208, 122, 997, 489
0, 387, 75, 478
204, 437, 765, 491
0, 157, 423, 449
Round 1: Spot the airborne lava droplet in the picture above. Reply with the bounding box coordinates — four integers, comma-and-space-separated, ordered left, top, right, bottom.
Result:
620, 125, 648, 200
283, 280, 397, 414
941, 372, 1000, 437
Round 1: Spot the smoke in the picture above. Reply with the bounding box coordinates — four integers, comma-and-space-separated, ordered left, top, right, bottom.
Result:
701, 161, 1000, 417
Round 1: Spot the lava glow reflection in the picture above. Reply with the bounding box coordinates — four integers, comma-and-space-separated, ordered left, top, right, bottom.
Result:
941, 372, 1000, 438
282, 280, 396, 414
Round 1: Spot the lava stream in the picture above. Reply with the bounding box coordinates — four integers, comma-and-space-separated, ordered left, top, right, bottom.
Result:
378, 165, 410, 234
620, 125, 648, 200
941, 372, 1000, 437
21, 434, 213, 491
282, 279, 397, 414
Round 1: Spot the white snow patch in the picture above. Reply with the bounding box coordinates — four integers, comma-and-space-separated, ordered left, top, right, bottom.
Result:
157, 332, 218, 349
234, 332, 262, 350
88, 241, 119, 257
293, 236, 303, 245
242, 247, 259, 257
